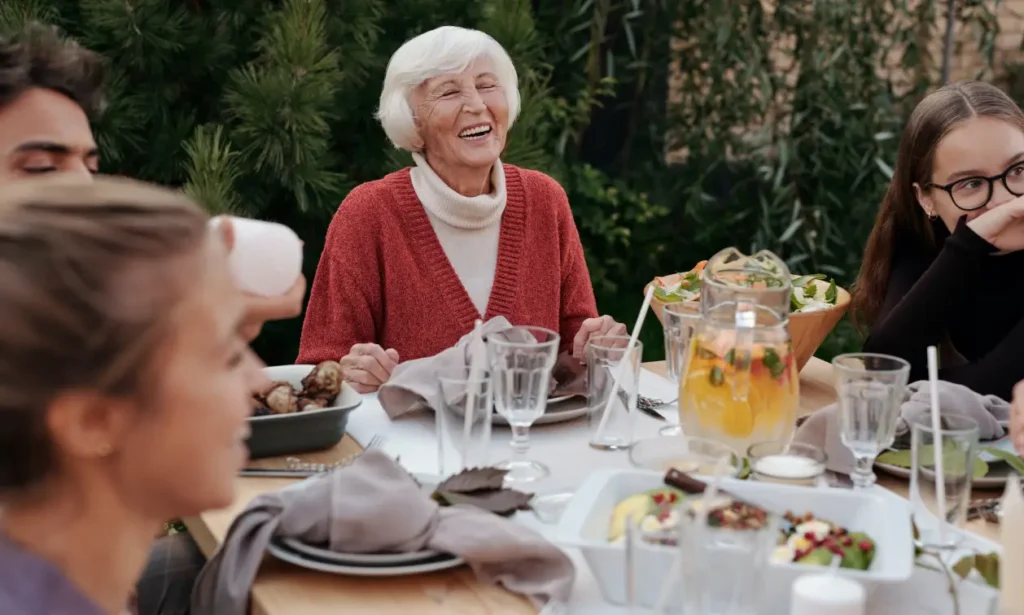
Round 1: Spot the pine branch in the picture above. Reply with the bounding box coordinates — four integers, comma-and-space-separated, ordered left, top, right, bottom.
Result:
221, 0, 347, 213
182, 124, 245, 215
0, 0, 65, 35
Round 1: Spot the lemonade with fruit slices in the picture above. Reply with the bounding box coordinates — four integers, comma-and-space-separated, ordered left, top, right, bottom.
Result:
678, 330, 799, 453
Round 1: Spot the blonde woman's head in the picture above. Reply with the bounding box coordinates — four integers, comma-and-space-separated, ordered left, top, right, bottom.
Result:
0, 176, 263, 518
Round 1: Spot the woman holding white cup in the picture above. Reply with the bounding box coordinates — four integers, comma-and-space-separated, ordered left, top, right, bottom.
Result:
211, 216, 307, 341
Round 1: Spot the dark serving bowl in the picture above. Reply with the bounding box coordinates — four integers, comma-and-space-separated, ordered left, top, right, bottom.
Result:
246, 364, 362, 459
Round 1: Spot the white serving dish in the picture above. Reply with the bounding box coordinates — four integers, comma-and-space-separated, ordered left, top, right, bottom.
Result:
555, 469, 914, 609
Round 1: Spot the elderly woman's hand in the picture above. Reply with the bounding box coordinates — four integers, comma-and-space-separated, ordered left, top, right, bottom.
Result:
1012, 380, 1024, 455
573, 315, 628, 361
341, 344, 400, 393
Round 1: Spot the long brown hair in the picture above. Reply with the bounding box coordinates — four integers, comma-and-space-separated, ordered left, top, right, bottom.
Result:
0, 177, 209, 493
851, 81, 1024, 329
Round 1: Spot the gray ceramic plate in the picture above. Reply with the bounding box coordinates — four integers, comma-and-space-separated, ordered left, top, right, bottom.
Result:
246, 365, 362, 459
278, 538, 444, 566
492, 395, 588, 426
268, 539, 464, 577
875, 421, 1019, 490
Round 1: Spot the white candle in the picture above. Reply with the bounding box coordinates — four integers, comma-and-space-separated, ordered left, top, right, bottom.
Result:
1000, 474, 1024, 613
790, 573, 865, 615
754, 454, 822, 479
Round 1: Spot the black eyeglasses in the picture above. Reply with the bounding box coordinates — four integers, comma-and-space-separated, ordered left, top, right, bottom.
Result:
923, 161, 1024, 211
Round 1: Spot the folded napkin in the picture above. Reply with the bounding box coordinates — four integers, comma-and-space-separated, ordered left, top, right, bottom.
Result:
378, 316, 586, 418
794, 380, 1010, 474
190, 450, 575, 615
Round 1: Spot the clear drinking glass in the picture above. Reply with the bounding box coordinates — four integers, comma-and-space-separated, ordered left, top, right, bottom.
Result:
436, 367, 493, 478
832, 353, 910, 489
678, 504, 780, 614
487, 326, 560, 483
624, 511, 684, 612
662, 303, 701, 384
587, 335, 642, 451
909, 414, 979, 550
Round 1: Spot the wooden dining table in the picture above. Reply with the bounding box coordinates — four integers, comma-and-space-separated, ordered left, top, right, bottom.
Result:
183, 356, 1001, 614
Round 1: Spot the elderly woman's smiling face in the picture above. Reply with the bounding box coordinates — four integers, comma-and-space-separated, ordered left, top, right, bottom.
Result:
411, 56, 509, 174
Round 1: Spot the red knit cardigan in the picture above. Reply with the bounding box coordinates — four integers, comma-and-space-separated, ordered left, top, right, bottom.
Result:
296, 164, 599, 364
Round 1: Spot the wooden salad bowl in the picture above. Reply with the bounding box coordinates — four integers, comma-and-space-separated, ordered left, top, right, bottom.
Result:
643, 284, 851, 371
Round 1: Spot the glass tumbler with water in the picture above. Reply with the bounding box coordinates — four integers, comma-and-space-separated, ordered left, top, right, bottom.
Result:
678, 502, 780, 614
487, 326, 560, 483
662, 303, 701, 384
832, 353, 911, 489
909, 414, 979, 550
587, 335, 642, 451
436, 366, 493, 478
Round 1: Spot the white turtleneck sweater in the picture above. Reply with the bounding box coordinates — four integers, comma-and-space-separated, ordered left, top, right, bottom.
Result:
409, 152, 506, 315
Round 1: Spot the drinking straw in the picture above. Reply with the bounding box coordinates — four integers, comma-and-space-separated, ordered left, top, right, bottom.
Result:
927, 346, 948, 546
464, 319, 487, 468
594, 286, 655, 440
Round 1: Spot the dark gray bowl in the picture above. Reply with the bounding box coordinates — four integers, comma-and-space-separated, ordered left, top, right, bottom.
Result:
246, 364, 362, 459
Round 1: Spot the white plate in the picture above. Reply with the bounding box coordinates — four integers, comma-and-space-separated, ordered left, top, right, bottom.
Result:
492, 396, 588, 426
268, 539, 464, 576
278, 537, 444, 566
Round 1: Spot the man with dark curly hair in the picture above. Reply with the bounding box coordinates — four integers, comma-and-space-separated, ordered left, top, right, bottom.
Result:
0, 24, 105, 181
0, 23, 302, 615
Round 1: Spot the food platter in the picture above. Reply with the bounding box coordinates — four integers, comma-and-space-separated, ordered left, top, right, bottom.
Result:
245, 363, 361, 458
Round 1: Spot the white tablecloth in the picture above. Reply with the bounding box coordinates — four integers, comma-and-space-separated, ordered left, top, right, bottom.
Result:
345, 368, 1000, 614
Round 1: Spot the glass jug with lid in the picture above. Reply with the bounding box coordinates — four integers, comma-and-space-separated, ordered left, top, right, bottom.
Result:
678, 248, 799, 452
698, 248, 793, 319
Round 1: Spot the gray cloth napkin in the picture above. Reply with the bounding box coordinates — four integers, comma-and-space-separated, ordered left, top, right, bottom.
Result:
794, 379, 1010, 474
378, 316, 586, 418
190, 450, 575, 615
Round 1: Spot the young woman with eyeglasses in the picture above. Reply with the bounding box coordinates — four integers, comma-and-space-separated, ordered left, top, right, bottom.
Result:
852, 81, 1024, 399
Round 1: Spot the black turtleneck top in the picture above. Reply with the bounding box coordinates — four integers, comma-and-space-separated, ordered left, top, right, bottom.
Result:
862, 218, 1024, 400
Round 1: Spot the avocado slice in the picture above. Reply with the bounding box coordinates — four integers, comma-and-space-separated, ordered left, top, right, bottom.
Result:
608, 494, 651, 542
842, 532, 875, 570
607, 488, 685, 542
797, 547, 835, 567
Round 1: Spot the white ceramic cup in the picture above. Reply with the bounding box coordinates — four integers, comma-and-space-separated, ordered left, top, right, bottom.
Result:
212, 216, 303, 297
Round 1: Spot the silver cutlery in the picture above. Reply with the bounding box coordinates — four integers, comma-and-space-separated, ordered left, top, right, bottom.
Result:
968, 497, 1003, 523
240, 435, 384, 477
634, 394, 676, 421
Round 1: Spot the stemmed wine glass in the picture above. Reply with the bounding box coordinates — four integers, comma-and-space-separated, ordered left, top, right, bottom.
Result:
487, 326, 560, 483
832, 353, 911, 489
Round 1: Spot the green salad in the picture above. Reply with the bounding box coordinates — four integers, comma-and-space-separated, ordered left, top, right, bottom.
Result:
651, 260, 839, 314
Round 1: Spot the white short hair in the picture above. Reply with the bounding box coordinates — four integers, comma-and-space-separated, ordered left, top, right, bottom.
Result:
376, 26, 520, 152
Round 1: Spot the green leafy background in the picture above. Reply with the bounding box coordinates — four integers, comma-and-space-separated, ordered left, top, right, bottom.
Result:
0, 0, 1014, 366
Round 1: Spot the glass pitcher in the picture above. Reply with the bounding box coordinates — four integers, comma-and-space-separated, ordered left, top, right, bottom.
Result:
678, 301, 799, 454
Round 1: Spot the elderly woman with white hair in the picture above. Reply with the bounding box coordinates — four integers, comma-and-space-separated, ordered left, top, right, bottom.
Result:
297, 25, 626, 392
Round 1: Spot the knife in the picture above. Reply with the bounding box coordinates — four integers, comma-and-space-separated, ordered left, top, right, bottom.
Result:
238, 468, 323, 478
